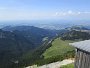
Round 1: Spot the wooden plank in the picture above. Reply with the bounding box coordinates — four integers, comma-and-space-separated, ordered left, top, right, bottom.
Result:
75, 49, 90, 68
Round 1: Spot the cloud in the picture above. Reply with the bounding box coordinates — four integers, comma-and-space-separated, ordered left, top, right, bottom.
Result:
68, 10, 73, 14
77, 12, 81, 15
53, 10, 90, 20
0, 8, 90, 21
55, 10, 90, 17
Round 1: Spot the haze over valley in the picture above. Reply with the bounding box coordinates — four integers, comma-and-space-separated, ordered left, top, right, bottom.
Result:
0, 0, 90, 68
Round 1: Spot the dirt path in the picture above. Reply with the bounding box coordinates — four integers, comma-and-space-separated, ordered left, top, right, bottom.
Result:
26, 58, 74, 68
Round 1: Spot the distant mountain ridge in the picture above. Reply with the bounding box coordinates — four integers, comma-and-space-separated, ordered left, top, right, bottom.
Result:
65, 26, 89, 31
2, 26, 57, 45
61, 30, 90, 40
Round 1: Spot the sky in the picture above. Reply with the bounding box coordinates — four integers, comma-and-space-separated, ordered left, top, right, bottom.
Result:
0, 0, 90, 21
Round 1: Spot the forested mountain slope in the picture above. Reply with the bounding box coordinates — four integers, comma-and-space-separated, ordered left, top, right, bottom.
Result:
2, 26, 57, 46
0, 29, 34, 68
0, 26, 57, 68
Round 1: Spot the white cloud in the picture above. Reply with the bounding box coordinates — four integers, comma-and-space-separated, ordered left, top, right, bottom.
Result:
53, 10, 90, 20
55, 10, 90, 17
0, 8, 90, 21
68, 10, 73, 14
55, 12, 59, 16
77, 12, 81, 15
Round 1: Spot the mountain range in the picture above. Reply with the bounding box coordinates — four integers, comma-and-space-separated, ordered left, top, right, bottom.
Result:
0, 26, 57, 68
0, 25, 90, 68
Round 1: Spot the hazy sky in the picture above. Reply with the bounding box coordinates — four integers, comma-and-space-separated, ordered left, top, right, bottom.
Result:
0, 0, 90, 21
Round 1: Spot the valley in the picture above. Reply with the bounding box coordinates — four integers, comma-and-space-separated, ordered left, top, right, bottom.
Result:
0, 0, 90, 68
0, 25, 90, 68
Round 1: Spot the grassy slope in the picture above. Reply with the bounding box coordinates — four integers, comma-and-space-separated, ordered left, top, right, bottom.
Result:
43, 38, 74, 59
61, 63, 74, 68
